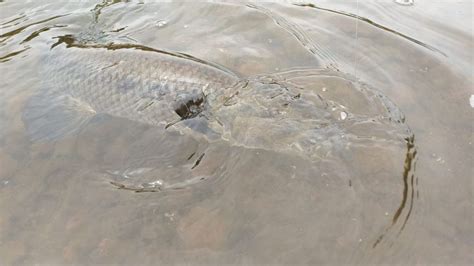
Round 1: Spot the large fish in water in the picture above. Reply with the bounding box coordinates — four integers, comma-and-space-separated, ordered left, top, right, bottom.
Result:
23, 44, 241, 141
24, 42, 412, 162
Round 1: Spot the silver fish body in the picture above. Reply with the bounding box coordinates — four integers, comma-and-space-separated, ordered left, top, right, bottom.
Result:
24, 46, 412, 164
24, 47, 240, 140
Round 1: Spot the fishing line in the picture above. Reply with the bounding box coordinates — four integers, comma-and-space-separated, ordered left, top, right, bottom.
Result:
354, 0, 360, 79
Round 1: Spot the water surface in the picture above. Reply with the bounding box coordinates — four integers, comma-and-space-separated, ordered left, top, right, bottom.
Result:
0, 1, 472, 265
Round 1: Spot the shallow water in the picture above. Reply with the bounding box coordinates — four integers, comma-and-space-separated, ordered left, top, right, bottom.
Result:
0, 1, 472, 265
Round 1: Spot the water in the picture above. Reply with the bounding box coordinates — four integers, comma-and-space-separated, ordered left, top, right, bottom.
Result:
0, 1, 472, 265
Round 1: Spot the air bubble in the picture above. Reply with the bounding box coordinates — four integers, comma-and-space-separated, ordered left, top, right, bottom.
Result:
148, 180, 163, 187
340, 111, 348, 120
156, 20, 168, 27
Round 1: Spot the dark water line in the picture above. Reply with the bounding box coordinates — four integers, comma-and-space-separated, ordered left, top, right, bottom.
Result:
399, 172, 416, 232
246, 3, 339, 66
372, 135, 417, 248
0, 14, 26, 27
0, 15, 68, 42
187, 152, 196, 161
20, 25, 67, 44
399, 149, 418, 233
372, 233, 384, 249
109, 27, 126, 33
392, 136, 416, 225
191, 153, 205, 169
50, 34, 238, 78
294, 3, 447, 57
0, 47, 29, 63
393, 165, 409, 225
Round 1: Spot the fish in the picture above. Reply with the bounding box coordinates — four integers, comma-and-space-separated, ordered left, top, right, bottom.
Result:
23, 45, 240, 141
23, 43, 412, 163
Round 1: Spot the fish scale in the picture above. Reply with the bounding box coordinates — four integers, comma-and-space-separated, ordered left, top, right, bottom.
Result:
23, 47, 239, 141
43, 48, 238, 123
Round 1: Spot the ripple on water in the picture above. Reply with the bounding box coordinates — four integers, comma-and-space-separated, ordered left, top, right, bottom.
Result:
0, 1, 436, 263
207, 69, 412, 162
92, 67, 418, 249
394, 0, 415, 6
200, 69, 418, 249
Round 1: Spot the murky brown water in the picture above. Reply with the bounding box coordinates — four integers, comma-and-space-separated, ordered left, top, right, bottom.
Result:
0, 1, 472, 265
